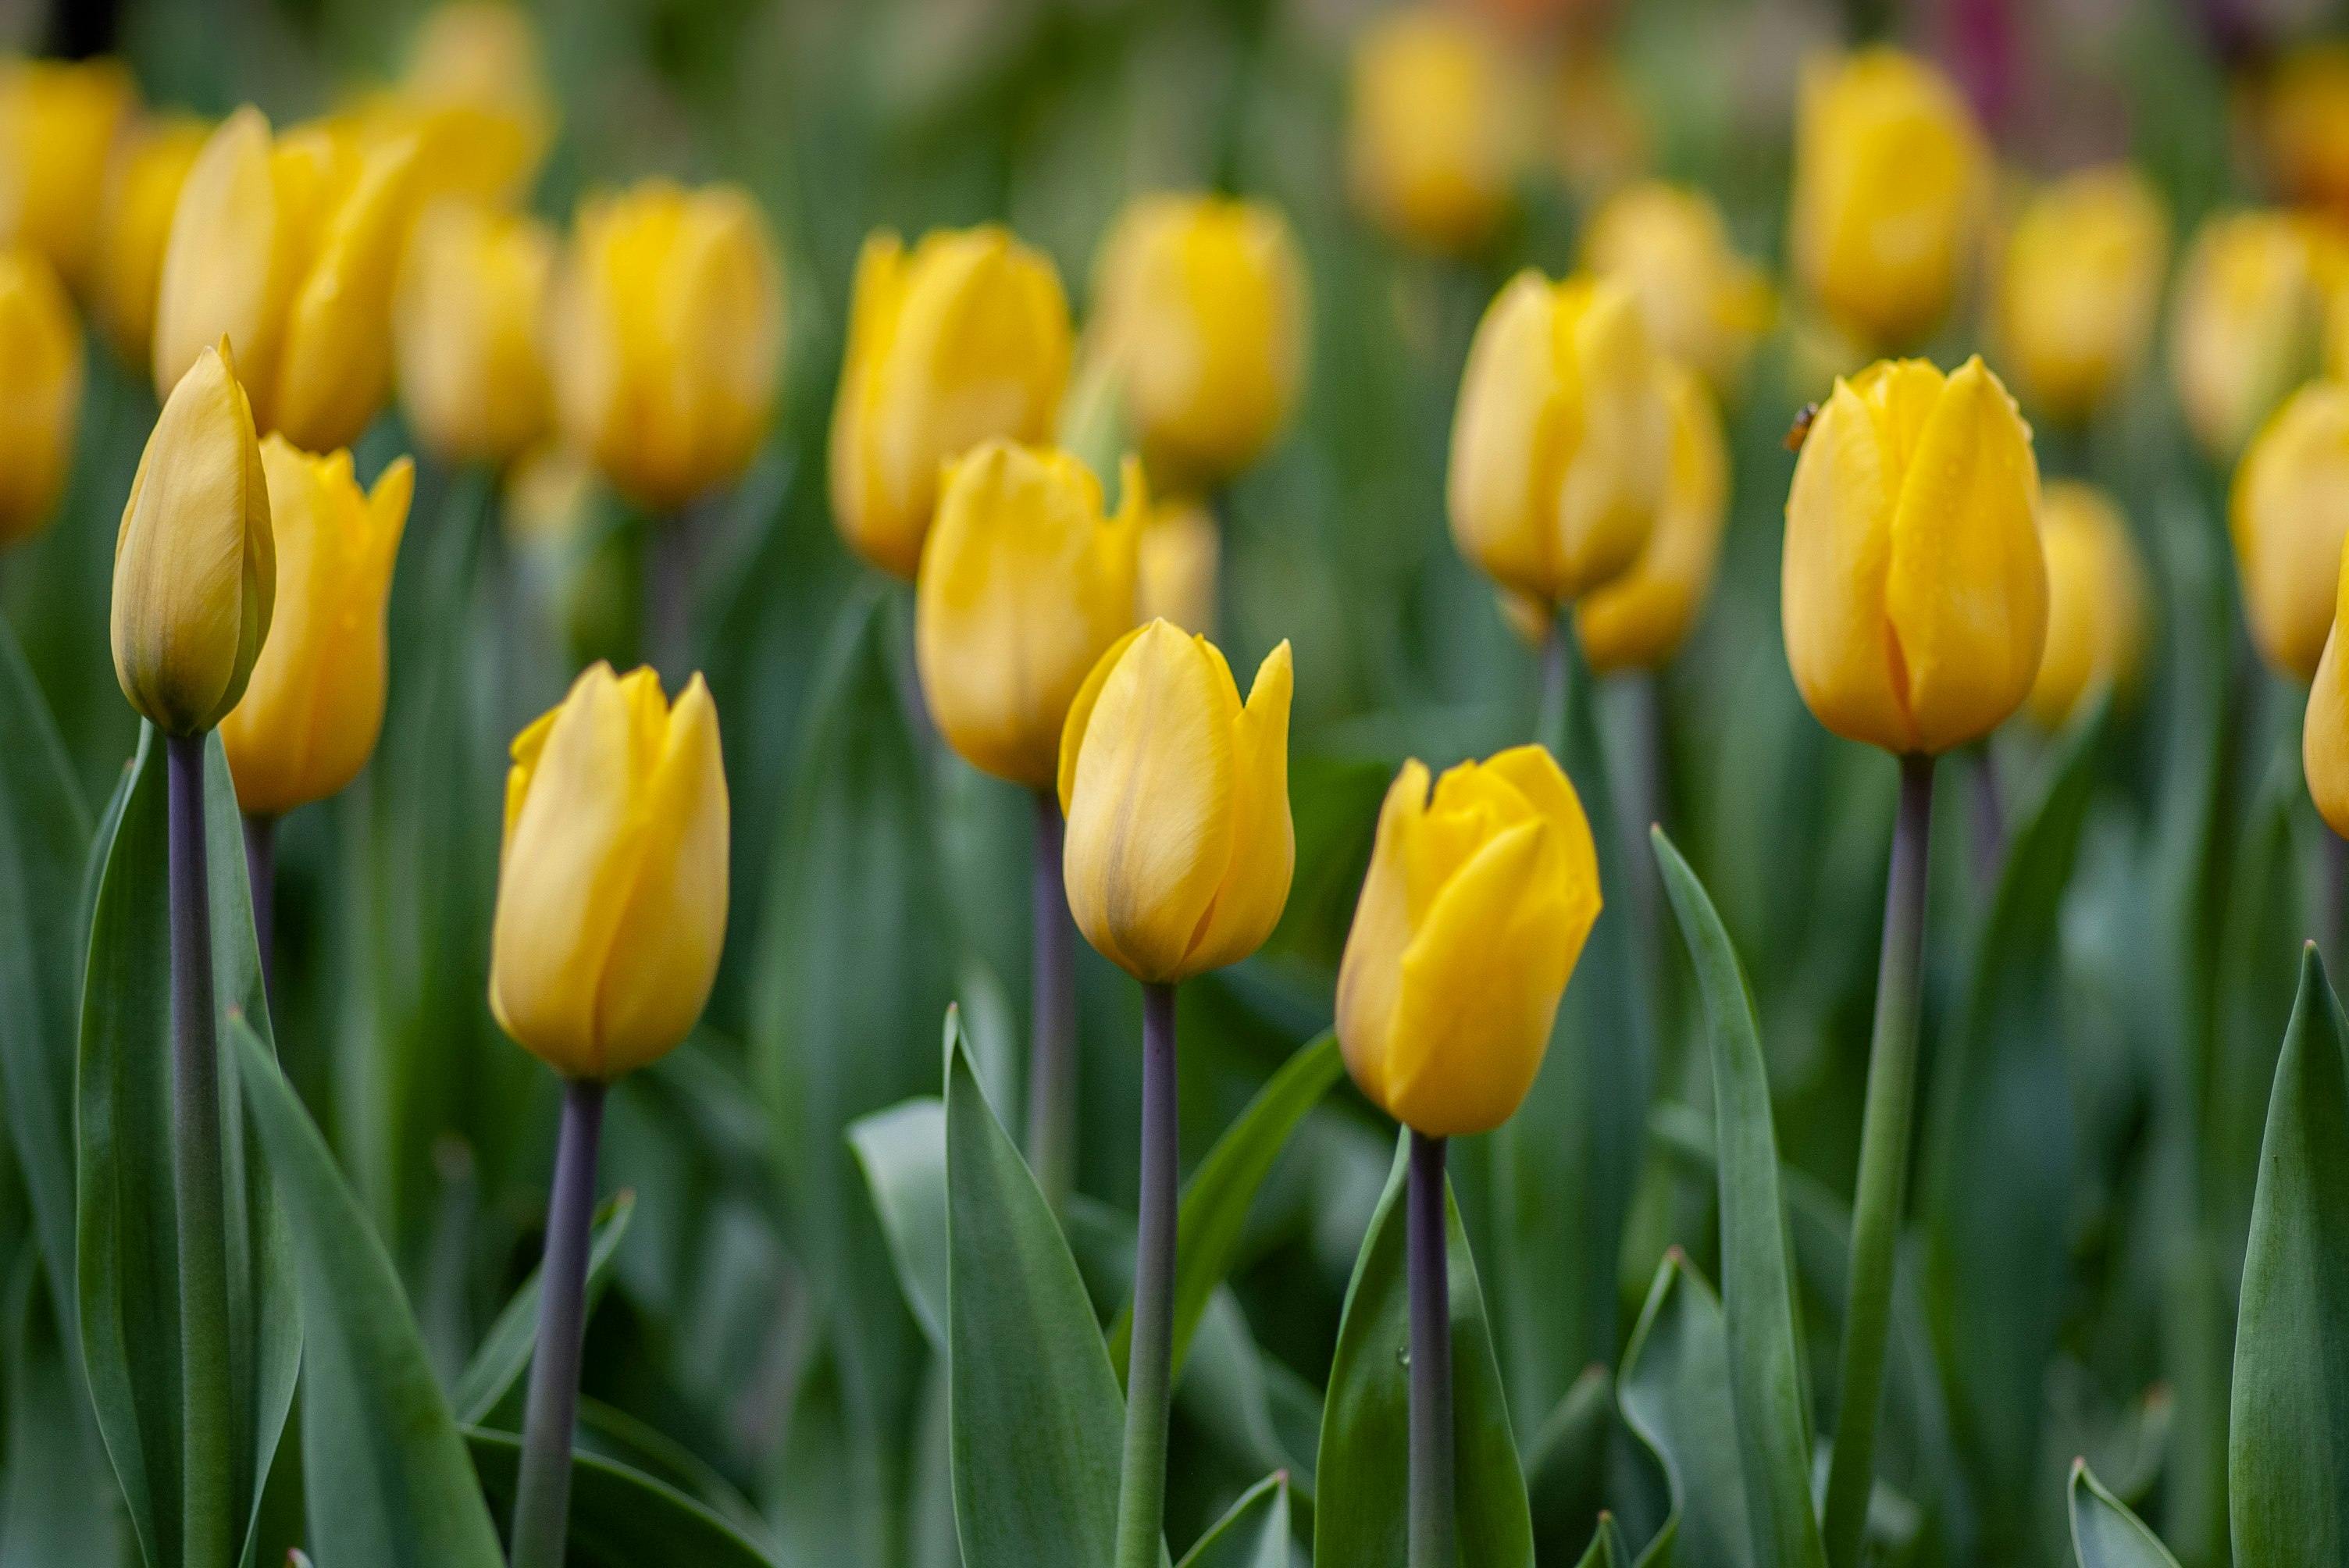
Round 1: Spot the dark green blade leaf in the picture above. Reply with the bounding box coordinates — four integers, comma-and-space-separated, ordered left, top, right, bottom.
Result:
2070, 1458, 2183, 1568
1618, 1251, 1752, 1568
465, 1426, 779, 1568
2227, 945, 2349, 1565
848, 1096, 948, 1353
0, 1251, 124, 1567
1314, 1135, 1535, 1568
946, 1006, 1126, 1568
1175, 1472, 1291, 1568
1575, 1513, 1634, 1568
574, 1397, 770, 1543
1652, 829, 1827, 1568
230, 1017, 504, 1568
1525, 1363, 1613, 1563
447, 1190, 637, 1427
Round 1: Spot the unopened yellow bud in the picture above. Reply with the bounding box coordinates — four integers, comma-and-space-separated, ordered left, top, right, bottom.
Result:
393, 1, 554, 208
93, 114, 208, 367
0, 248, 84, 544
1583, 182, 1773, 395
0, 56, 134, 294
1994, 166, 2169, 424
1347, 8, 1526, 255
2231, 380, 2349, 682
2171, 211, 2330, 461
1576, 362, 1728, 674
396, 202, 555, 467
2026, 482, 2148, 731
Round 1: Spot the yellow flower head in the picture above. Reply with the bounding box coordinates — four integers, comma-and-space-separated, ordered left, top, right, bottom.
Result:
396, 201, 556, 467
1994, 165, 2169, 425
2170, 211, 2330, 461
490, 662, 729, 1082
1059, 621, 1293, 984
1583, 181, 1774, 395
1783, 355, 2046, 756
93, 113, 209, 367
1348, 7, 1526, 255
0, 248, 84, 544
1576, 362, 1728, 674
2026, 482, 2148, 731
391, 0, 555, 208
2264, 45, 2349, 218
1337, 744, 1600, 1138
2232, 380, 2349, 682
0, 56, 135, 294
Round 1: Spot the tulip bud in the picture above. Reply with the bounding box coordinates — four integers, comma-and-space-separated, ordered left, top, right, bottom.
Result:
0, 249, 84, 545
1059, 621, 1293, 983
2263, 45, 2349, 218
1576, 362, 1727, 674
396, 202, 555, 467
393, 1, 554, 208
551, 180, 784, 514
2231, 380, 2349, 681
1139, 497, 1220, 636
0, 57, 134, 295
831, 226, 1071, 578
217, 441, 410, 814
1783, 355, 2045, 756
1583, 181, 1773, 395
1336, 744, 1600, 1138
1449, 271, 1670, 607
154, 107, 422, 452
916, 442, 1141, 789
1994, 166, 2169, 425
93, 114, 208, 367
490, 662, 729, 1082
2171, 212, 2330, 461
1791, 48, 1984, 348
2026, 482, 2149, 731
112, 337, 275, 735
2303, 534, 2349, 836
1347, 8, 1525, 255
1090, 194, 1310, 490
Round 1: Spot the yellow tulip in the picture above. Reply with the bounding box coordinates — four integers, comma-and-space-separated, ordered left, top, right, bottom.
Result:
1791, 48, 1984, 348
551, 180, 785, 513
2231, 380, 2349, 681
1994, 166, 2169, 424
152, 107, 422, 452
1058, 621, 1293, 984
393, 0, 554, 208
0, 248, 84, 545
2170, 211, 2329, 461
2303, 533, 2349, 836
0, 56, 134, 294
1783, 355, 2046, 756
2026, 482, 2149, 731
1449, 271, 1670, 607
830, 225, 1071, 578
1091, 194, 1310, 489
112, 337, 275, 736
2264, 45, 2349, 218
1138, 497, 1220, 636
1583, 181, 1774, 394
490, 662, 729, 1082
219, 441, 411, 815
915, 442, 1141, 789
93, 114, 208, 367
1347, 7, 1524, 255
396, 201, 555, 467
1576, 362, 1727, 674
1335, 744, 1600, 1138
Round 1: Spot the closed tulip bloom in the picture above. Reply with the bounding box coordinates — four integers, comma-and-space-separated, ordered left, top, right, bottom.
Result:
393, 0, 554, 208
2171, 212, 2329, 461
1347, 8, 1524, 255
1092, 194, 1309, 489
153, 107, 422, 451
490, 663, 729, 1082
0, 249, 84, 544
2026, 483, 2148, 731
93, 114, 208, 366
1995, 166, 2169, 424
2304, 536, 2349, 836
1577, 362, 1727, 674
551, 180, 784, 513
1138, 497, 1220, 636
397, 202, 554, 466
217, 442, 410, 814
1449, 271, 1670, 607
1784, 355, 2046, 756
831, 226, 1071, 578
1336, 744, 1600, 1137
1791, 48, 1984, 348
916, 442, 1141, 789
2231, 381, 2349, 681
112, 338, 275, 735
1059, 621, 1293, 984
0, 57, 134, 294
2265, 45, 2349, 217
1583, 182, 1774, 394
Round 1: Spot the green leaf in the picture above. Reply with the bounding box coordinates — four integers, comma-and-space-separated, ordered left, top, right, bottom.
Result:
1314, 1134, 1535, 1568
2069, 1459, 2183, 1568
1574, 1513, 1634, 1568
447, 1190, 638, 1427
229, 1016, 504, 1568
0, 1250, 124, 1567
946, 1005, 1127, 1568
2228, 945, 2349, 1566
1617, 1251, 1752, 1568
1175, 1472, 1292, 1568
1652, 829, 1827, 1568
574, 1397, 770, 1542
76, 726, 299, 1568
848, 1097, 948, 1352
1524, 1363, 1613, 1563
464, 1426, 779, 1568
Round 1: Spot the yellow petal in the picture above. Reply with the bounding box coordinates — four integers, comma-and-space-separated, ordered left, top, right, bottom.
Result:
1781, 369, 1913, 752
152, 107, 285, 407
1449, 273, 1564, 601
395, 201, 555, 465
0, 248, 83, 543
95, 114, 210, 367
2308, 535, 2349, 837
1346, 8, 1524, 255
0, 58, 135, 294
271, 128, 420, 451
1994, 165, 2169, 424
1057, 622, 1149, 815
1551, 279, 1666, 597
1179, 640, 1295, 976
1577, 363, 1727, 672
2232, 380, 2349, 681
2026, 483, 2148, 730
1335, 759, 1430, 1116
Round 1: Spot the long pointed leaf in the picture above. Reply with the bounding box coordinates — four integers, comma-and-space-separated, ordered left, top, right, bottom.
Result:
448, 1191, 637, 1426
463, 1426, 778, 1567
1618, 1251, 1751, 1568
2070, 1459, 2182, 1568
1175, 1472, 1291, 1568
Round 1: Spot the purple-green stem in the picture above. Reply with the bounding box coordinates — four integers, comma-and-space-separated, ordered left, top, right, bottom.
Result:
1409, 1130, 1456, 1568
508, 1078, 607, 1568
1112, 982, 1178, 1568
1026, 792, 1077, 1213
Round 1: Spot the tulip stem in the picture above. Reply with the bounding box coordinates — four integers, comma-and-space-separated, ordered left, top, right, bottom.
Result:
1822, 752, 1936, 1568
1027, 792, 1078, 1211
1538, 618, 1570, 754
167, 732, 233, 1568
1407, 1131, 1457, 1568
647, 508, 698, 686
1114, 981, 1179, 1568
509, 1078, 607, 1568
242, 813, 276, 1007
1967, 743, 2004, 890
